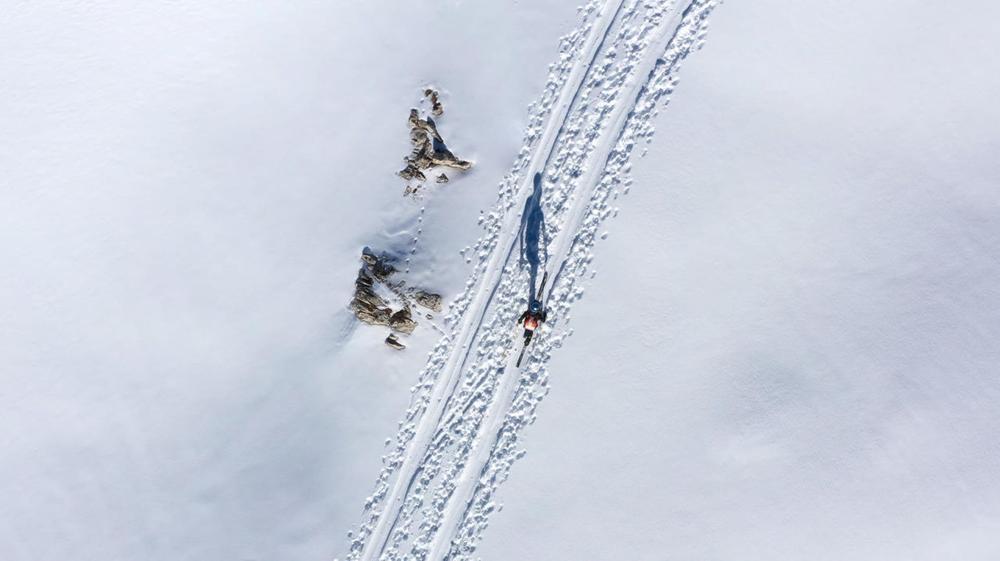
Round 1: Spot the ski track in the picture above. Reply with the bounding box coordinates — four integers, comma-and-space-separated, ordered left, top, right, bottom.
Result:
345, 1, 718, 560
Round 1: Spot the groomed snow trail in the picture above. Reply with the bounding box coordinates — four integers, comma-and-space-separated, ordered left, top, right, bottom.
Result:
345, 2, 718, 560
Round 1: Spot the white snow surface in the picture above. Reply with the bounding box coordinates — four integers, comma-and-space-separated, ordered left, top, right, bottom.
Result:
479, 1, 1000, 561
2, 1, 1000, 561
1, 1, 581, 560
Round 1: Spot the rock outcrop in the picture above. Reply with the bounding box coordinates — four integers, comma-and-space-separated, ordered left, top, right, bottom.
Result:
348, 248, 443, 349
424, 88, 443, 116
385, 334, 406, 350
361, 247, 395, 280
413, 290, 443, 313
351, 270, 392, 326
389, 307, 417, 334
399, 88, 472, 196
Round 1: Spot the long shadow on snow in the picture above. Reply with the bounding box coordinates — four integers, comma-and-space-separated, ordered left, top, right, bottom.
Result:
519, 172, 548, 300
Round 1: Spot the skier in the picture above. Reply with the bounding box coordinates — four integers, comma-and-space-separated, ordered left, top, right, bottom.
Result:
515, 244, 548, 368
518, 298, 548, 346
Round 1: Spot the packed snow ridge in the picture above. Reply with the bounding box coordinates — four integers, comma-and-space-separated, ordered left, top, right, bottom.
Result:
343, 1, 719, 560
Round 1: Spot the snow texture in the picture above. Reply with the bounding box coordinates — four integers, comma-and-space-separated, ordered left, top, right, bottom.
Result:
478, 1, 1000, 561
346, 2, 719, 560
0, 1, 584, 560
3, 0, 1000, 560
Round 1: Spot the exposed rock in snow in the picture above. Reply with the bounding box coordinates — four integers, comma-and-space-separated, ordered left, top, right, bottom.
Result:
350, 294, 391, 327
413, 290, 443, 312
424, 87, 443, 116
361, 247, 395, 280
399, 98, 471, 196
398, 163, 426, 183
384, 334, 406, 350
349, 248, 439, 343
388, 307, 417, 334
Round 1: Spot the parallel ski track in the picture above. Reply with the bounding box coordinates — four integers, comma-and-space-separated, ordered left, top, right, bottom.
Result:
439, 3, 718, 558
425, 4, 710, 560
349, 2, 620, 560
346, 1, 719, 560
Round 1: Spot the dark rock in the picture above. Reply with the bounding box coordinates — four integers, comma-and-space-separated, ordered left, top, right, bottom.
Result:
351, 250, 399, 326
398, 163, 426, 182
400, 98, 471, 196
352, 285, 385, 309
413, 290, 443, 312
361, 248, 395, 280
408, 108, 424, 129
385, 334, 406, 350
424, 88, 444, 116
351, 296, 392, 326
427, 133, 472, 170
389, 307, 417, 334
348, 247, 440, 343
355, 269, 374, 289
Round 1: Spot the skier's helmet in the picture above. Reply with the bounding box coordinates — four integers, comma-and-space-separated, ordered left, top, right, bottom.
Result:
529, 300, 542, 314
